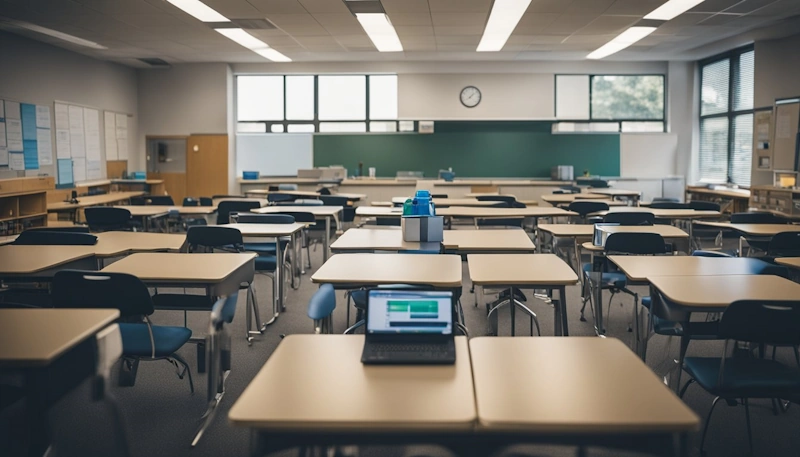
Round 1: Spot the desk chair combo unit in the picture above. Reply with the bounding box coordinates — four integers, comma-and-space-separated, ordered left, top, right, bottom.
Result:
84, 207, 138, 232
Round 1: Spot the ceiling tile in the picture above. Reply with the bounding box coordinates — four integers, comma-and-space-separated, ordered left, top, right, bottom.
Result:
297, 0, 350, 13
77, 0, 165, 15
698, 13, 745, 25
564, 34, 614, 44
527, 0, 576, 14
387, 13, 432, 26
247, 0, 307, 14
430, 12, 488, 27
605, 0, 665, 16
566, 0, 616, 13
435, 35, 480, 45
381, 0, 430, 13
428, 0, 492, 13
724, 0, 779, 13
545, 14, 598, 33
747, 0, 800, 15
201, 0, 262, 18
395, 26, 435, 36
575, 15, 640, 35
433, 25, 485, 35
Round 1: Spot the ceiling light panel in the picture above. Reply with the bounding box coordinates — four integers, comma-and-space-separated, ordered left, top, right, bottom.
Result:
477, 0, 533, 52
166, 0, 229, 22
0, 17, 107, 49
586, 26, 656, 59
355, 13, 403, 52
644, 0, 705, 21
216, 28, 292, 62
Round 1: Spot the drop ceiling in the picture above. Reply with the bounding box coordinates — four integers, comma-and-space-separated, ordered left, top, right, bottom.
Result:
1, 0, 800, 67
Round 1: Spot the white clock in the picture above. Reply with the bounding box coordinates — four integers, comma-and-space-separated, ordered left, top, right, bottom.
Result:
460, 86, 481, 108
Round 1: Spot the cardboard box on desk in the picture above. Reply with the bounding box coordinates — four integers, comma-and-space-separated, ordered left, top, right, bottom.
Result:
401, 216, 444, 242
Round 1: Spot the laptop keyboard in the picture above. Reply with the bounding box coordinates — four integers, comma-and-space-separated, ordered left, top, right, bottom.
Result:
369, 343, 446, 354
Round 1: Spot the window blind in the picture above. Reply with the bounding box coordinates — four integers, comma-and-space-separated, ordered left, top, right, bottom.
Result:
699, 117, 729, 183
701, 59, 730, 116
734, 51, 754, 111
730, 114, 753, 186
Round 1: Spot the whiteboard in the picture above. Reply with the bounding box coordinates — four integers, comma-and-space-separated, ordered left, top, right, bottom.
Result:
620, 133, 677, 178
236, 133, 313, 177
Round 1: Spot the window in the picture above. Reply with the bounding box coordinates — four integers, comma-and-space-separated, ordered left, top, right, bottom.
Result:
235, 74, 402, 133
555, 74, 665, 131
699, 46, 755, 185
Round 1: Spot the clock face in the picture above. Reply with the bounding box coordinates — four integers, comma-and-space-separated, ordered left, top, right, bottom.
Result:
460, 86, 481, 108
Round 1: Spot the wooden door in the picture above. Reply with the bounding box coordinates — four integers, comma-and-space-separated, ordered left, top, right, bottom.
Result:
186, 134, 228, 198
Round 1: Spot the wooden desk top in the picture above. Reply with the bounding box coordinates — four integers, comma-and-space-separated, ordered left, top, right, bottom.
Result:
443, 229, 535, 252
467, 254, 578, 286
355, 206, 403, 217
229, 335, 475, 431
93, 232, 186, 257
686, 186, 750, 199
593, 207, 721, 219
776, 257, 800, 269
101, 253, 256, 284
391, 197, 499, 207
693, 222, 800, 236
0, 245, 95, 275
600, 224, 688, 238
537, 224, 594, 237
114, 205, 216, 216
649, 274, 800, 309
253, 205, 343, 216
588, 189, 641, 197
246, 190, 366, 200
47, 191, 145, 211
609, 256, 774, 282
222, 222, 305, 237
311, 253, 462, 288
0, 308, 119, 367
331, 229, 535, 252
470, 337, 699, 433
541, 194, 612, 204
437, 206, 576, 218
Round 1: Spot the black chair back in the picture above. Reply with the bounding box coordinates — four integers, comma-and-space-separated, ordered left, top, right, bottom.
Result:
603, 212, 655, 226
320, 196, 348, 207
649, 202, 690, 209
376, 217, 400, 226
317, 187, 332, 195
29, 226, 90, 233
431, 194, 448, 199
688, 201, 720, 211
477, 218, 524, 228
605, 232, 668, 255
216, 200, 261, 224
719, 300, 800, 346
267, 194, 295, 204
187, 226, 244, 252
568, 201, 609, 218
84, 207, 134, 232
182, 197, 199, 207
52, 270, 154, 318
768, 232, 800, 257
212, 195, 245, 199
130, 196, 146, 206
14, 230, 97, 246
199, 197, 213, 206
586, 179, 609, 188
652, 197, 679, 203
232, 213, 295, 224
147, 196, 174, 205
476, 195, 516, 205
268, 212, 315, 224
731, 212, 787, 224
555, 186, 581, 194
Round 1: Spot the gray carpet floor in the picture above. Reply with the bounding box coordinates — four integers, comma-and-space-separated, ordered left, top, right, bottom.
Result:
4, 233, 800, 457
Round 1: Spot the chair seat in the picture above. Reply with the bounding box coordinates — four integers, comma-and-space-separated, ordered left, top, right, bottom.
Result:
641, 296, 719, 337
582, 264, 627, 288
255, 256, 278, 271
118, 323, 192, 358
243, 240, 290, 253
684, 356, 800, 397
152, 293, 214, 311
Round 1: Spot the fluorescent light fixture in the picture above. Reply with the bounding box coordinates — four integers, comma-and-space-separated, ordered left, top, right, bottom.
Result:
0, 17, 106, 49
587, 26, 656, 59
166, 0, 229, 22
216, 28, 291, 62
355, 13, 403, 52
477, 0, 532, 52
644, 0, 705, 21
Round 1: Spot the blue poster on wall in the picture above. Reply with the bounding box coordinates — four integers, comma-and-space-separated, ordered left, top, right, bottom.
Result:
21, 103, 37, 140
23, 139, 38, 170
57, 159, 73, 185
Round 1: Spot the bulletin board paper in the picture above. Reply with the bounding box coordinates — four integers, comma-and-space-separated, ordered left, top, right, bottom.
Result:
104, 111, 117, 160
35, 105, 51, 129
9, 152, 24, 170
57, 159, 73, 185
6, 119, 23, 152
37, 128, 53, 165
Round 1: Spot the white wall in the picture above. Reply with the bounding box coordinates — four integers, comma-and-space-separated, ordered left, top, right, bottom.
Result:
667, 60, 699, 184
399, 73, 553, 120
0, 31, 138, 180
751, 32, 800, 185
620, 133, 678, 177
136, 63, 230, 172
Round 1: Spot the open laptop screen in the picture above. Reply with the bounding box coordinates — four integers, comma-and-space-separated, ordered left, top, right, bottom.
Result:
366, 290, 453, 335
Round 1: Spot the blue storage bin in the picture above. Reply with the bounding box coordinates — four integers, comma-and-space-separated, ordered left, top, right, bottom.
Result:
242, 171, 259, 180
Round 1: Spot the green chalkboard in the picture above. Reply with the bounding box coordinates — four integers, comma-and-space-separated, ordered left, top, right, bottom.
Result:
313, 121, 620, 178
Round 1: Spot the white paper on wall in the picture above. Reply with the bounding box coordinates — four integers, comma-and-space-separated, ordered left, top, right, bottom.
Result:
117, 138, 128, 160
115, 113, 127, 139
9, 152, 24, 170
5, 101, 20, 119
35, 105, 51, 129
6, 119, 23, 152
84, 108, 101, 161
55, 104, 69, 129
68, 106, 85, 158
104, 111, 117, 160
36, 128, 53, 165
72, 157, 86, 182
56, 129, 71, 159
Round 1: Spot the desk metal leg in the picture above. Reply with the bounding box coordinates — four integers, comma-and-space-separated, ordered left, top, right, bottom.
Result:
275, 239, 284, 317
324, 216, 331, 263
558, 286, 569, 336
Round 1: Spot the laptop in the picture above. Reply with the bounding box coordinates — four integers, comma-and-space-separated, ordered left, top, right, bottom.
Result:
361, 289, 456, 365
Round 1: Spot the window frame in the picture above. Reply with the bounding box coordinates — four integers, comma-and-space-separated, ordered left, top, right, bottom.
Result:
698, 44, 755, 185
554, 73, 667, 132
235, 74, 404, 134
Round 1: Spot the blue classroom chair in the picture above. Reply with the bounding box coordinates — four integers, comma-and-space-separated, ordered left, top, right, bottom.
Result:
307, 284, 336, 334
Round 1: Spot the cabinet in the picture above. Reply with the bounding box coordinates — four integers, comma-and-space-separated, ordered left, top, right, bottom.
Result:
0, 177, 54, 236
749, 185, 800, 219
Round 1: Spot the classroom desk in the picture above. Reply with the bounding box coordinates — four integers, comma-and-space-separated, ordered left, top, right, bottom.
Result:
355, 206, 403, 217
229, 334, 476, 455
252, 205, 343, 262
113, 205, 217, 231
581, 225, 691, 253
101, 253, 256, 297
470, 337, 698, 457
468, 254, 577, 336
0, 245, 98, 281
311, 253, 462, 289
592, 207, 721, 220
222, 222, 304, 322
436, 206, 576, 221
330, 228, 535, 254
541, 194, 616, 206
46, 191, 145, 221
390, 197, 501, 207
536, 224, 594, 274
609, 256, 776, 282
244, 189, 366, 202
588, 188, 642, 202
92, 231, 187, 258
776, 257, 800, 269
692, 221, 800, 236
0, 308, 121, 456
